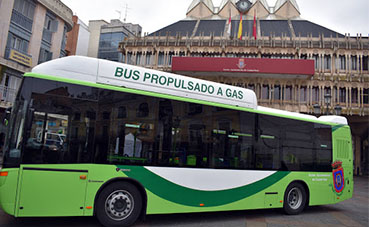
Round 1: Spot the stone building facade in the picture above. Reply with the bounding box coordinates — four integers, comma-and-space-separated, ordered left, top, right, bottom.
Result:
119, 0, 369, 175
0, 0, 73, 109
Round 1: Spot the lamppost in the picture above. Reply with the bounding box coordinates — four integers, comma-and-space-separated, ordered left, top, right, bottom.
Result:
313, 92, 342, 116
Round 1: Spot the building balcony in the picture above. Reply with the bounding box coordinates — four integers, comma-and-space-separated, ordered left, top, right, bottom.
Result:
10, 9, 33, 32
121, 35, 369, 52
0, 86, 17, 108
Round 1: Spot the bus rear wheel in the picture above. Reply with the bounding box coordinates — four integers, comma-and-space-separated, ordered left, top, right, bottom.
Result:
96, 182, 142, 227
283, 182, 307, 215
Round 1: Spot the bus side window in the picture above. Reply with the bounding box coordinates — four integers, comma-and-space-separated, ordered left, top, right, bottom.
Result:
256, 114, 281, 170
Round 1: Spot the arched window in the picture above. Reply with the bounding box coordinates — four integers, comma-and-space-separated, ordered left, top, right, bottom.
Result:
137, 103, 149, 117
118, 106, 126, 119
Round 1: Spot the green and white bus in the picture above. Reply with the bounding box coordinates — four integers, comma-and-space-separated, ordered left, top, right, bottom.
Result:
0, 56, 353, 227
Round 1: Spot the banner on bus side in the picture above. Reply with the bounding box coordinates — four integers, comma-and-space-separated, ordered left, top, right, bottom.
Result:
96, 60, 257, 109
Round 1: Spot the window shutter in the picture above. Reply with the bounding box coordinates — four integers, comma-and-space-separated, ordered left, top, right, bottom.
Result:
51, 20, 58, 32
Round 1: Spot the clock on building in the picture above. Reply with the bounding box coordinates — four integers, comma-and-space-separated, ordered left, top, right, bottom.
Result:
236, 0, 252, 14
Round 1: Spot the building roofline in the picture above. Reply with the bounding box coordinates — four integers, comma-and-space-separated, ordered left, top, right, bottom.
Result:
37, 0, 74, 31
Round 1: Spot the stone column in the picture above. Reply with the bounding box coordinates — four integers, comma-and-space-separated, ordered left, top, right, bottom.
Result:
142, 51, 146, 66
297, 85, 301, 105
164, 51, 168, 66
346, 87, 349, 108
154, 51, 159, 69
269, 83, 272, 104
360, 87, 363, 108
331, 54, 334, 74
345, 54, 349, 73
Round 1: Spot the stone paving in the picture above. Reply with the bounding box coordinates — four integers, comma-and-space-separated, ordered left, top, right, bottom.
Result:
0, 177, 368, 227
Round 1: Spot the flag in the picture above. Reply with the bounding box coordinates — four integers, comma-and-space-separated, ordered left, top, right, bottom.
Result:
253, 10, 257, 40
227, 12, 231, 37
237, 14, 243, 40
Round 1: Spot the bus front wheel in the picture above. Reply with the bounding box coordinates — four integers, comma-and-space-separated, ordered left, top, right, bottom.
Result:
96, 182, 142, 227
283, 182, 307, 215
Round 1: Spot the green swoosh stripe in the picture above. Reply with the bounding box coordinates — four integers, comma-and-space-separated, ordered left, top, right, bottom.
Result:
118, 165, 290, 207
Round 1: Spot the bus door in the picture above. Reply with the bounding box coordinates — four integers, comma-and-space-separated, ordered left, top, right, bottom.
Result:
16, 110, 89, 217
17, 166, 88, 217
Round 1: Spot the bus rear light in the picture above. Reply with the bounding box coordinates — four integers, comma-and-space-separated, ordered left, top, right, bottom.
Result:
86, 206, 93, 209
199, 203, 205, 207
0, 172, 8, 177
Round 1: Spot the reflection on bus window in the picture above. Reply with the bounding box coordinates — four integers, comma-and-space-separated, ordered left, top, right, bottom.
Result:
4, 77, 332, 173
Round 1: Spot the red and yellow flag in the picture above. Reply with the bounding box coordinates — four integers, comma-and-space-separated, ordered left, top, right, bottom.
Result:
237, 14, 243, 40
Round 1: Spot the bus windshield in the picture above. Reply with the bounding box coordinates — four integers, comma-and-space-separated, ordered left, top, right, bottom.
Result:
3, 77, 98, 167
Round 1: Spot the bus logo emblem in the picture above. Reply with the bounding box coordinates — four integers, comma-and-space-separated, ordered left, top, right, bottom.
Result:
332, 161, 344, 193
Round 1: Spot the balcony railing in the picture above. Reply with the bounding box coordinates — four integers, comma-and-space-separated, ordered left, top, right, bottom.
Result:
11, 9, 33, 32
0, 86, 17, 106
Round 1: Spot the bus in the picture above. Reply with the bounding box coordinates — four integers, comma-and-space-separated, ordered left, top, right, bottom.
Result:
0, 56, 353, 227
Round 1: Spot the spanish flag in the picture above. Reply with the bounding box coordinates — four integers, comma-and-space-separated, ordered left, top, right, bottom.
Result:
237, 14, 243, 40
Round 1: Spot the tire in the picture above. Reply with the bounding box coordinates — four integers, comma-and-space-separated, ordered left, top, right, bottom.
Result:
283, 182, 307, 215
96, 182, 142, 227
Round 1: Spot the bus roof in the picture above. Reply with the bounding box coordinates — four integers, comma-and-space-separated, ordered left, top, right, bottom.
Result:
30, 56, 347, 125
31, 56, 257, 109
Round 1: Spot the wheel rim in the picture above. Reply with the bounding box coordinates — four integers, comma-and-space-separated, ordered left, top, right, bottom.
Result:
105, 190, 134, 221
287, 187, 303, 210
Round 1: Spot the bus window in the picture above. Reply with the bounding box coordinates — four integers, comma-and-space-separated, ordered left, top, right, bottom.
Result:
97, 90, 156, 165
210, 109, 255, 170
238, 112, 255, 169
257, 114, 281, 170
314, 124, 332, 171
23, 112, 69, 164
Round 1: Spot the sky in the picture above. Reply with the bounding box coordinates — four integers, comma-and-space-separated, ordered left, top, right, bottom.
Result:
60, 0, 368, 36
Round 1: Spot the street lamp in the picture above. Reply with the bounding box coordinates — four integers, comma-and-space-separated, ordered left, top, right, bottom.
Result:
324, 93, 332, 115
313, 93, 342, 116
334, 105, 342, 116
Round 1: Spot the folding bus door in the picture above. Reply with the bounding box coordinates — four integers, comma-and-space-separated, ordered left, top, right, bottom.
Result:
17, 166, 88, 217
